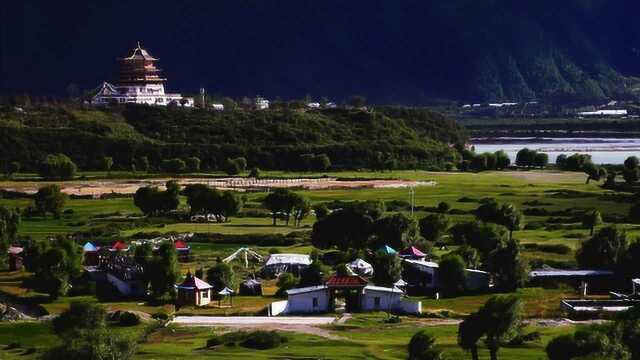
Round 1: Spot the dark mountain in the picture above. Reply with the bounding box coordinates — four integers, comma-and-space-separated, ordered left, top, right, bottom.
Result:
2, 0, 639, 104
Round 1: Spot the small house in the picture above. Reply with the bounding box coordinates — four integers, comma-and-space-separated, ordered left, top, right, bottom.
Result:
285, 285, 331, 314
7, 246, 24, 271
347, 258, 373, 276
261, 253, 311, 278
361, 285, 408, 312
83, 242, 99, 266
176, 273, 213, 307
403, 259, 440, 293
529, 268, 617, 293
174, 240, 191, 262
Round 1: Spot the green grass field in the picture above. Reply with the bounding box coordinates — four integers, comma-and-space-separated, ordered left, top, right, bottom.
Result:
0, 169, 628, 359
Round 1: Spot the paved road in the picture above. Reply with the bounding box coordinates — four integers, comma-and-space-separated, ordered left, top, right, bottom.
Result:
172, 316, 336, 326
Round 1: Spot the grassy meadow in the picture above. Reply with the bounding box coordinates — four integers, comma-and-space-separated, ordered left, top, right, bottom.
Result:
0, 169, 629, 359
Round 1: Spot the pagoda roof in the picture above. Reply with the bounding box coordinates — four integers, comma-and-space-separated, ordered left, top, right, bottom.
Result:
326, 275, 368, 288
177, 273, 213, 290
399, 246, 426, 258
122, 42, 158, 61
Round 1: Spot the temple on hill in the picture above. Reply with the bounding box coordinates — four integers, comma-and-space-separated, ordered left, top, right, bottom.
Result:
92, 42, 193, 107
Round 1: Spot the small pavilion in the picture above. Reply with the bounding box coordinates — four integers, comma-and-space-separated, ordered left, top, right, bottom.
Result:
399, 246, 427, 260
376, 245, 397, 256
83, 242, 99, 266
176, 273, 213, 307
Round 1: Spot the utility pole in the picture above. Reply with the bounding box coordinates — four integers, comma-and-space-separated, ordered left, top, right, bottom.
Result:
200, 88, 206, 109
409, 186, 416, 217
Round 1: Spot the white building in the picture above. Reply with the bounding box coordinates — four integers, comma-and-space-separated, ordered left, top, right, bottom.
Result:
255, 96, 270, 110
92, 43, 193, 107
578, 110, 628, 116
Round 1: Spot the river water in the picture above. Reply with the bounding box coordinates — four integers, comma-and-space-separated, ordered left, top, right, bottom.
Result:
471, 137, 640, 165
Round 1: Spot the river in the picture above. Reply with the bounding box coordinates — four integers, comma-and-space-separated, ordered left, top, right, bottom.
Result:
471, 137, 640, 165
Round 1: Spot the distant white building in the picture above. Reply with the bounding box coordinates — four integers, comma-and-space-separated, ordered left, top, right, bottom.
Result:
578, 110, 628, 116
92, 43, 193, 107
255, 96, 270, 110
211, 104, 225, 111
307, 102, 321, 109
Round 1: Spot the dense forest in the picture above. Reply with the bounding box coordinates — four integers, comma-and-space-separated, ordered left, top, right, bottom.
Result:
0, 105, 466, 172
3, 1, 640, 104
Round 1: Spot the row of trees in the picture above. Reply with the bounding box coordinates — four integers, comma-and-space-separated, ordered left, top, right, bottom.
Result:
460, 150, 511, 172
133, 181, 180, 216
184, 184, 244, 222
263, 189, 311, 226
515, 148, 549, 168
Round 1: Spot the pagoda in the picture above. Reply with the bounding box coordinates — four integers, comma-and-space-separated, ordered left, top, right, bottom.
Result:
92, 42, 193, 107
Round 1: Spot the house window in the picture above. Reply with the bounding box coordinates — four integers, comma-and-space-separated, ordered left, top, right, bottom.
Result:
374, 297, 381, 307
202, 290, 209, 299
312, 297, 319, 307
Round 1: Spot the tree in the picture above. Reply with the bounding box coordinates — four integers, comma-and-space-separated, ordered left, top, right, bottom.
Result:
298, 261, 327, 287
419, 214, 449, 243
349, 95, 366, 108
292, 194, 311, 227
313, 204, 330, 220
450, 221, 508, 259
576, 226, 628, 269
486, 239, 528, 291
437, 201, 451, 214
499, 204, 524, 241
408, 331, 443, 360
311, 201, 383, 250
371, 252, 402, 287
220, 191, 244, 222
34, 184, 66, 218
100, 156, 113, 173
452, 245, 481, 269
546, 334, 579, 360
313, 154, 332, 171
458, 312, 484, 360
45, 302, 136, 360
133, 181, 180, 216
625, 156, 639, 170
582, 210, 602, 236
629, 203, 640, 224
0, 206, 20, 252
185, 156, 201, 173
438, 254, 467, 297
249, 167, 261, 178
494, 151, 510, 169
515, 148, 535, 167
370, 213, 420, 250
206, 262, 236, 292
584, 162, 607, 184
263, 189, 297, 226
161, 158, 186, 173
7, 161, 20, 178
555, 154, 567, 168
25, 237, 82, 299
533, 152, 549, 168
475, 200, 501, 224
52, 301, 106, 335
147, 243, 179, 302
135, 156, 150, 172
39, 153, 77, 180
623, 167, 640, 185
478, 295, 523, 360
276, 273, 298, 297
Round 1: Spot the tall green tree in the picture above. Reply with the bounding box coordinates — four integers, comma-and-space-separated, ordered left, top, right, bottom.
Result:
206, 262, 236, 292
419, 214, 449, 243
478, 295, 523, 360
458, 312, 484, 360
370, 213, 421, 250
370, 252, 402, 287
0, 206, 20, 252
34, 184, 66, 218
582, 210, 602, 236
576, 226, 628, 269
486, 239, 528, 291
148, 243, 179, 302
39, 153, 77, 180
438, 254, 467, 297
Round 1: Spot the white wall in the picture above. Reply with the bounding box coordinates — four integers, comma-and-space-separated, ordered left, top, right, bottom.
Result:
269, 300, 289, 316
286, 290, 330, 314
361, 290, 401, 312
400, 300, 422, 315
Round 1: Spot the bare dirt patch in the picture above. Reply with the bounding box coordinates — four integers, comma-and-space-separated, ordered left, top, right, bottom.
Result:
3, 177, 435, 197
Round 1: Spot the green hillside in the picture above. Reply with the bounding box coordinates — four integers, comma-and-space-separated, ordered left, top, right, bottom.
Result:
0, 105, 466, 172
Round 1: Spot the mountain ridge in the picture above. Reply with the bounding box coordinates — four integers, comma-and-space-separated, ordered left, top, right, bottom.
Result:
2, 0, 639, 104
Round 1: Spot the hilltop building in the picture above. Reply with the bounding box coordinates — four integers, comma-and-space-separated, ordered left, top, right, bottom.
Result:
92, 42, 193, 107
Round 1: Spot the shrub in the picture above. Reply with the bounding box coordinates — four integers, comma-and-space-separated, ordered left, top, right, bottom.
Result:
5, 342, 20, 350
119, 311, 141, 326
206, 337, 223, 348
152, 312, 169, 321
240, 331, 286, 350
